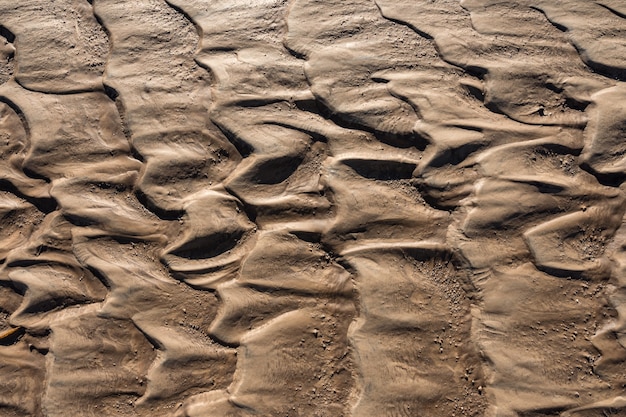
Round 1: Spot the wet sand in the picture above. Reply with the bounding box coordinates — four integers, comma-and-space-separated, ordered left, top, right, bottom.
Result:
0, 1, 626, 416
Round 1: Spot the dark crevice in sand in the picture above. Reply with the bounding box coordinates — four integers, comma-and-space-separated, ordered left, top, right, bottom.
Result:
134, 188, 184, 221
373, 2, 433, 41
20, 166, 49, 184
342, 158, 416, 180
164, 0, 205, 50
81, 263, 112, 292
417, 188, 460, 213
128, 147, 145, 163
564, 97, 590, 112
0, 326, 24, 345
0, 25, 15, 44
61, 213, 96, 228
102, 83, 118, 101
530, 7, 569, 32
463, 82, 486, 102
374, 0, 488, 82
283, 43, 307, 60
0, 96, 29, 136
12, 80, 104, 95
203, 329, 239, 350
596, 2, 626, 20
241, 282, 355, 300
252, 155, 304, 185
427, 143, 486, 169
0, 179, 56, 213
132, 320, 164, 352
212, 122, 254, 158
579, 162, 626, 188
221, 187, 258, 224
319, 99, 429, 150
531, 5, 626, 81
264, 120, 329, 144
169, 232, 244, 261
86, 3, 137, 160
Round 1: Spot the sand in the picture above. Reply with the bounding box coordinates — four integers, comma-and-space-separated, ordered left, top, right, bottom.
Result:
0, 0, 625, 416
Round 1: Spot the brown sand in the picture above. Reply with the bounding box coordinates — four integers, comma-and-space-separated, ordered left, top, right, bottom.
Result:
0, 0, 625, 416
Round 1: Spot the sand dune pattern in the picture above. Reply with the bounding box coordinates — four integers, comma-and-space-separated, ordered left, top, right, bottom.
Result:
0, 0, 625, 416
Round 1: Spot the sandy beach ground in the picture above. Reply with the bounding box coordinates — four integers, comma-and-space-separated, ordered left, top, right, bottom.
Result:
0, 1, 626, 416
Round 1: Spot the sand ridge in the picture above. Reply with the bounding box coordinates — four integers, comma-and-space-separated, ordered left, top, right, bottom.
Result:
0, 0, 625, 416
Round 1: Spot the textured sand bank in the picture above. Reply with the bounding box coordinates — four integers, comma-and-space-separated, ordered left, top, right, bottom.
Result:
0, 1, 626, 416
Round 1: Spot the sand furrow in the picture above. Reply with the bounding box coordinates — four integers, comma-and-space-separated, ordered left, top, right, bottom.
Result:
0, 1, 625, 416
91, 0, 236, 212
91, 0, 249, 297
344, 249, 484, 417
0, 2, 233, 413
0, 341, 44, 416
68, 234, 237, 414
453, 130, 626, 414
0, 0, 107, 93
532, 0, 626, 81
377, 0, 598, 127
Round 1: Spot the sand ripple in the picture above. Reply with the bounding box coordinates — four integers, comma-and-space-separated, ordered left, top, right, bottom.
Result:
0, 0, 625, 416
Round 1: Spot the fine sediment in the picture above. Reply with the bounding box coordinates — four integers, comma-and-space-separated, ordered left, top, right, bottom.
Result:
0, 1, 626, 416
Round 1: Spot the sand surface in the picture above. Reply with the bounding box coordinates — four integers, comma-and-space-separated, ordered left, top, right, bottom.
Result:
0, 0, 625, 416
